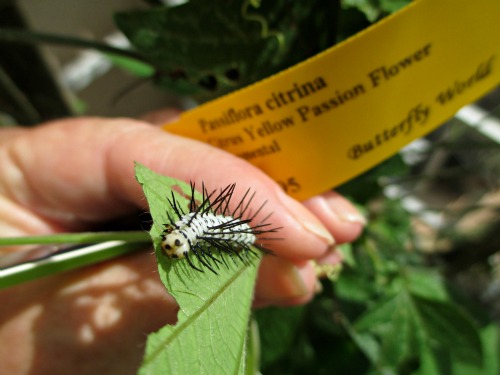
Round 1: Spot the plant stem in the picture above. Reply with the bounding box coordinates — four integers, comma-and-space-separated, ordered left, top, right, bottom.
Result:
0, 231, 150, 246
0, 28, 151, 65
0, 241, 148, 289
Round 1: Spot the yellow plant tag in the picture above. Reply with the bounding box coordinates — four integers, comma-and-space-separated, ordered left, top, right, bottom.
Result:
163, 0, 500, 200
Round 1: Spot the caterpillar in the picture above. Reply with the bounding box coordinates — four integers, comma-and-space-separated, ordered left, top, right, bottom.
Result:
160, 182, 280, 274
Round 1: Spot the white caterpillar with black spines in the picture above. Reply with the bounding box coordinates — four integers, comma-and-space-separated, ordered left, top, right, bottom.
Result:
160, 182, 280, 273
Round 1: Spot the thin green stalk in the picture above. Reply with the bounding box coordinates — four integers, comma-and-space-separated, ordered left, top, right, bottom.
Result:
0, 28, 151, 65
0, 231, 150, 246
0, 241, 148, 289
0, 232, 153, 289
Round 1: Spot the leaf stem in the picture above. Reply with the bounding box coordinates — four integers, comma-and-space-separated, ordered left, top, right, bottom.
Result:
0, 28, 151, 65
0, 231, 150, 246
0, 241, 148, 289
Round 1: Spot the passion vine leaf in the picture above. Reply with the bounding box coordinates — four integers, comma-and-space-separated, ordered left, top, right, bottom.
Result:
353, 291, 483, 370
114, 0, 336, 101
411, 294, 483, 366
135, 163, 261, 375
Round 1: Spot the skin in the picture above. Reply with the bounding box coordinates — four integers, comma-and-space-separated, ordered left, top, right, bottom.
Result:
0, 111, 364, 374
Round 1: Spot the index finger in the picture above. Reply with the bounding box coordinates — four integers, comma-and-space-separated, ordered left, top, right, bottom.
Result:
3, 118, 334, 261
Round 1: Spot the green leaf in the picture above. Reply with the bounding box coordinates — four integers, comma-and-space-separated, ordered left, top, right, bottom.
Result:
115, 1, 337, 101
405, 267, 450, 302
341, 0, 411, 22
415, 323, 499, 375
412, 295, 483, 367
341, 314, 381, 365
354, 293, 418, 368
335, 267, 378, 303
380, 0, 411, 13
337, 243, 356, 268
416, 344, 453, 375
451, 324, 500, 375
135, 163, 261, 375
254, 306, 304, 367
341, 0, 382, 22
351, 286, 483, 371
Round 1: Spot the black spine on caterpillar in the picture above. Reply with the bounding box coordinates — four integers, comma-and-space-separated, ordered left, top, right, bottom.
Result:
160, 182, 280, 274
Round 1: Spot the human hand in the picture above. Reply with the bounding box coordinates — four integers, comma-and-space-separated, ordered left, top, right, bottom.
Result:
0, 112, 364, 374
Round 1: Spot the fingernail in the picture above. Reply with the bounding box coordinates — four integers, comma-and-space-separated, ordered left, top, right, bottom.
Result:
141, 108, 181, 126
337, 211, 367, 225
276, 188, 335, 245
322, 193, 367, 225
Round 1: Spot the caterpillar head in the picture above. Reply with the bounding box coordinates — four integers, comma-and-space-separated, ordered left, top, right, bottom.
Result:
161, 232, 189, 259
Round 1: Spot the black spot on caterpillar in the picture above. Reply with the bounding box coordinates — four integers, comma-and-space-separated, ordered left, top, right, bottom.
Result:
160, 182, 280, 274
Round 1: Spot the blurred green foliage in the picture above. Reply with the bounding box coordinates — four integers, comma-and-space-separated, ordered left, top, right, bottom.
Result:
256, 164, 500, 374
